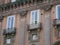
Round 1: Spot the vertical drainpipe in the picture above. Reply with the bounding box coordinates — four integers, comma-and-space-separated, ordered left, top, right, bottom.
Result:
0, 16, 4, 45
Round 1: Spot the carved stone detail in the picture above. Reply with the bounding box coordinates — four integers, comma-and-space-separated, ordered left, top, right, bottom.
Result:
43, 5, 52, 11
0, 15, 4, 22
20, 11, 27, 17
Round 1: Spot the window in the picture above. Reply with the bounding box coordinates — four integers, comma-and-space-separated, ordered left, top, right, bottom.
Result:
32, 34, 38, 40
30, 10, 40, 24
29, 30, 40, 42
4, 36, 15, 45
11, 0, 16, 2
6, 15, 15, 28
6, 39, 11, 44
56, 5, 60, 19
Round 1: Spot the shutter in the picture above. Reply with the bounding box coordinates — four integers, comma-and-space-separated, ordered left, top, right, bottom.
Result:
32, 12, 35, 24
11, 16, 15, 28
11, 16, 13, 28
30, 11, 32, 24
9, 17, 11, 28
30, 11, 35, 24
6, 16, 11, 28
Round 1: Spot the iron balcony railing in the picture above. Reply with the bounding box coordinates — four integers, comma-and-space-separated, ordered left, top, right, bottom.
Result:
3, 27, 16, 35
28, 23, 42, 30
53, 19, 60, 26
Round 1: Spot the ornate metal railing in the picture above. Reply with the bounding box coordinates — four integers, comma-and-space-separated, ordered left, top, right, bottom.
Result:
3, 27, 16, 35
28, 23, 42, 30
53, 19, 60, 26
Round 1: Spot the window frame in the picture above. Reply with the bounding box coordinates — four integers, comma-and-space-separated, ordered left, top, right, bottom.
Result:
28, 30, 40, 42
6, 15, 15, 29
30, 9, 40, 24
56, 5, 60, 19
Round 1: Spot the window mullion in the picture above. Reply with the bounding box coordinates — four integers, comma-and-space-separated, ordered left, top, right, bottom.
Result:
56, 5, 60, 19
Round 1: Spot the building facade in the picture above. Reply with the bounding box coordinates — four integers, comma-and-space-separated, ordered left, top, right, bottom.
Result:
0, 0, 60, 45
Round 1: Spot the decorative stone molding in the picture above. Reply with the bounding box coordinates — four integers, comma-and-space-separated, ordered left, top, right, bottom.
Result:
20, 10, 27, 17
0, 2, 48, 16
0, 15, 4, 22
0, 0, 60, 16
43, 5, 52, 11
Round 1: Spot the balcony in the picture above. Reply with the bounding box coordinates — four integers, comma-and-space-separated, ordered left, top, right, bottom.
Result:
53, 19, 60, 26
3, 28, 16, 35
28, 23, 42, 30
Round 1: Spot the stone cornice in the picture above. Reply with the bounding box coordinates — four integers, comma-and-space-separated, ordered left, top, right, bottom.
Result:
0, 2, 50, 16
20, 10, 27, 17
0, 0, 60, 16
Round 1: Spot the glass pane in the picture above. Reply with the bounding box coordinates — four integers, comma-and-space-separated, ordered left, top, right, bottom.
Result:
8, 17, 10, 28
11, 17, 14, 28
8, 17, 11, 28
58, 6, 60, 20
35, 11, 37, 21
